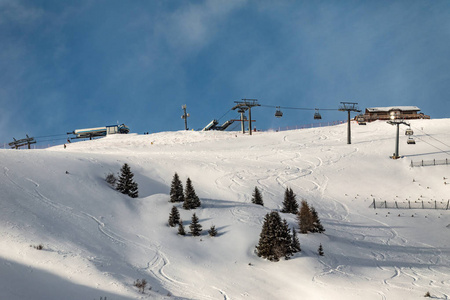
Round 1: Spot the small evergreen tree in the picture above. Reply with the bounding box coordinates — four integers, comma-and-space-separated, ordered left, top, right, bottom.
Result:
318, 243, 324, 256
256, 211, 294, 261
116, 163, 139, 198
298, 200, 314, 234
311, 206, 325, 233
170, 172, 184, 203
290, 228, 301, 253
281, 187, 298, 214
177, 219, 186, 236
279, 219, 294, 259
208, 225, 217, 237
189, 213, 202, 236
168, 206, 180, 227
251, 186, 264, 206
183, 177, 201, 209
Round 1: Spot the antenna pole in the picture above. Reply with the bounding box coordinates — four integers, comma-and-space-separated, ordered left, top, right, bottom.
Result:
181, 105, 189, 130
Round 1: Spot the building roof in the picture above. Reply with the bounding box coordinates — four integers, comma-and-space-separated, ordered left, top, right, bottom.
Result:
366, 106, 420, 113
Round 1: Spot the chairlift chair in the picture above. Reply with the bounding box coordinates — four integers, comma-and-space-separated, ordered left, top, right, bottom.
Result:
405, 128, 414, 135
275, 106, 283, 118
314, 109, 322, 120
356, 114, 366, 125
407, 137, 416, 144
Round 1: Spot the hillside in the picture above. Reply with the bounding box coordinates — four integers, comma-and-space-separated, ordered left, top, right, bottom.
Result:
1, 119, 450, 300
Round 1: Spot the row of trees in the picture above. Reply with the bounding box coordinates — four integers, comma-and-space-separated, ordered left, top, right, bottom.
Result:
170, 173, 201, 209
168, 206, 217, 237
253, 186, 325, 261
251, 186, 325, 234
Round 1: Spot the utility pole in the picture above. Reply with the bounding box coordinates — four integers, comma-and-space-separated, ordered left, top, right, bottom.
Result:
338, 102, 361, 144
232, 99, 260, 135
387, 115, 410, 159
181, 105, 190, 130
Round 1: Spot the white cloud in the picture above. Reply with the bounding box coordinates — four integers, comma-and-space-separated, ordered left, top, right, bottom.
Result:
157, 0, 246, 56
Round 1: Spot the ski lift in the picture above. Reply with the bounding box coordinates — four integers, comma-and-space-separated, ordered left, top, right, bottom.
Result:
275, 106, 283, 118
407, 137, 416, 144
314, 109, 322, 120
405, 127, 414, 135
356, 114, 366, 125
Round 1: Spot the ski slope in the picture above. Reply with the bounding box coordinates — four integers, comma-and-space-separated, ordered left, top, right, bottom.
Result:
1, 119, 450, 300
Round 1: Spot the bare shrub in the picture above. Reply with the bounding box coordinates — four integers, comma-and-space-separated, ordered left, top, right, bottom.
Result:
133, 279, 147, 294
105, 172, 117, 186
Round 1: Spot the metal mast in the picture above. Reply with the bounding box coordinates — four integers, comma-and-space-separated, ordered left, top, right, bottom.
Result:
338, 102, 361, 144
387, 116, 410, 159
181, 105, 190, 130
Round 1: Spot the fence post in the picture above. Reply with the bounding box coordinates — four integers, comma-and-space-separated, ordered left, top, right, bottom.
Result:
373, 199, 376, 209
395, 201, 398, 209
447, 200, 449, 210
422, 201, 424, 209
421, 160, 424, 166
434, 159, 436, 166
435, 200, 437, 209
408, 200, 411, 209
384, 201, 387, 208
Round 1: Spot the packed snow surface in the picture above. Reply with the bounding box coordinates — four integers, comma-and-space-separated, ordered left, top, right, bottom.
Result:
1, 119, 450, 300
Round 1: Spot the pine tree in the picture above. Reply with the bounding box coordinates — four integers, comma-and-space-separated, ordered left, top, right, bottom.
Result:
170, 172, 184, 203
279, 219, 294, 259
189, 213, 202, 236
168, 206, 180, 227
318, 243, 324, 256
177, 219, 186, 236
290, 228, 301, 253
183, 177, 201, 210
310, 206, 325, 233
208, 225, 217, 237
256, 211, 293, 261
298, 200, 313, 234
251, 186, 264, 206
281, 187, 299, 214
116, 163, 139, 198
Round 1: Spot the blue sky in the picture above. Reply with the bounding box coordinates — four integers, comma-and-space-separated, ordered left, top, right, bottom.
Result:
1, 0, 449, 146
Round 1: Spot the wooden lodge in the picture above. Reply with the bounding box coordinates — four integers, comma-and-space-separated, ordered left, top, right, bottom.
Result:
360, 106, 430, 122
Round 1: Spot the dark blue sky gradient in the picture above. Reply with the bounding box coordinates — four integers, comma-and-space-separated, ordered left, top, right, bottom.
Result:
1, 0, 449, 145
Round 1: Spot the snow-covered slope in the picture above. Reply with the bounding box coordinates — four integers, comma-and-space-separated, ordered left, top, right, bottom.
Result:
1, 119, 450, 300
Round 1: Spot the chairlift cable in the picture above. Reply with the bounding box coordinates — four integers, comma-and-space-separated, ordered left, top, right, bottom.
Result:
217, 109, 232, 121
410, 125, 450, 149
259, 104, 338, 111
414, 136, 450, 157
34, 133, 68, 139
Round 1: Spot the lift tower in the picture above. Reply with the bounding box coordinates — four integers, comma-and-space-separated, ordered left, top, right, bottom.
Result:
339, 102, 361, 144
232, 99, 260, 135
387, 116, 410, 159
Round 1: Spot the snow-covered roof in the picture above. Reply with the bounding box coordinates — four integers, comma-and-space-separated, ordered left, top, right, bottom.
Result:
366, 106, 420, 113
